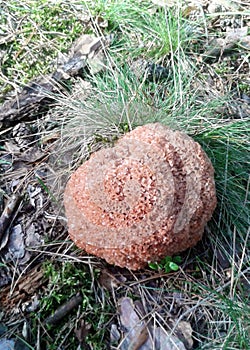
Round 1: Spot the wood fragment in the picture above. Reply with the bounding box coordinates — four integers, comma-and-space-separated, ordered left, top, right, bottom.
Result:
45, 293, 83, 325
0, 193, 22, 244
0, 34, 111, 128
0, 264, 46, 311
0, 75, 59, 128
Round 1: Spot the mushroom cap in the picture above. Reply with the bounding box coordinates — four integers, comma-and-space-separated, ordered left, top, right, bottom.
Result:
64, 123, 217, 270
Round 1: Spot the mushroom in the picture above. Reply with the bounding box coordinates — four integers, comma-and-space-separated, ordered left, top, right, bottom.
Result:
64, 123, 217, 270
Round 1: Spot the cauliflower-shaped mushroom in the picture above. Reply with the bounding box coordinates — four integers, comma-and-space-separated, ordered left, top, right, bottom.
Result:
64, 123, 217, 270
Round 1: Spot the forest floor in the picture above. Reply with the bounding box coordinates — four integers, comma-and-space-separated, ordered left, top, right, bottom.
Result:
0, 1, 249, 349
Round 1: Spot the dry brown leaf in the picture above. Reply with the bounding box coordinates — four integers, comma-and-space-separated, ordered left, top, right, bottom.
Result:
98, 269, 120, 290
175, 321, 193, 349
240, 36, 250, 50
118, 297, 149, 350
87, 51, 106, 74
71, 34, 102, 56
155, 328, 187, 350
5, 223, 25, 260
225, 27, 248, 44
19, 147, 46, 163
75, 320, 91, 345
116, 297, 192, 350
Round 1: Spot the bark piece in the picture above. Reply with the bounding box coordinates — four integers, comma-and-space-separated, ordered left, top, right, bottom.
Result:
0, 193, 22, 247
45, 293, 83, 325
0, 34, 111, 128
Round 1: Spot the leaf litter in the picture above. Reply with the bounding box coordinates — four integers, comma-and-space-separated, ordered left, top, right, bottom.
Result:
0, 1, 249, 349
113, 297, 193, 350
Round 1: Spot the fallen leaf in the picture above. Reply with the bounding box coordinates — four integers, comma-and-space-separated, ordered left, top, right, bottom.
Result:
175, 321, 193, 349
6, 224, 25, 259
4, 141, 20, 153
19, 147, 46, 163
240, 36, 250, 50
0, 193, 22, 249
110, 323, 121, 344
203, 26, 249, 61
75, 320, 91, 345
115, 297, 193, 349
203, 38, 228, 60
118, 297, 149, 350
155, 328, 186, 350
25, 223, 43, 247
225, 27, 248, 44
70, 34, 103, 57
98, 269, 119, 290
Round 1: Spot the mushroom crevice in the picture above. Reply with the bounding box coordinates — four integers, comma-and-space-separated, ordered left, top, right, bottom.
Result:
64, 123, 217, 270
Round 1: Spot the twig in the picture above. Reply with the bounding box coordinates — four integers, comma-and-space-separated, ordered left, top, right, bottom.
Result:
45, 293, 83, 325
0, 193, 22, 244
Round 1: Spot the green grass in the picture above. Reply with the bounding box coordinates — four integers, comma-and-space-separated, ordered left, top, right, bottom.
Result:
52, 59, 249, 262
0, 0, 203, 97
86, 0, 203, 60
0, 1, 85, 96
190, 281, 249, 349
48, 38, 249, 350
193, 280, 250, 349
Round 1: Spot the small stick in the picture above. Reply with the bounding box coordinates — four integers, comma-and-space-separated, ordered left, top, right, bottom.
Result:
45, 293, 83, 325
0, 193, 22, 243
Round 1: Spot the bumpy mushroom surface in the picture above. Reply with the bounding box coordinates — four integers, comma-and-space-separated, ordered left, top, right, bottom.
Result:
64, 123, 217, 270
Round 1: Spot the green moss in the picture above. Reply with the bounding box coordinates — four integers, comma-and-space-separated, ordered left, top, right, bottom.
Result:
29, 261, 112, 349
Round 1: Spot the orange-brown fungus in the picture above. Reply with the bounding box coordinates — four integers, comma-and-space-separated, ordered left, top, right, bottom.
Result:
64, 123, 217, 270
